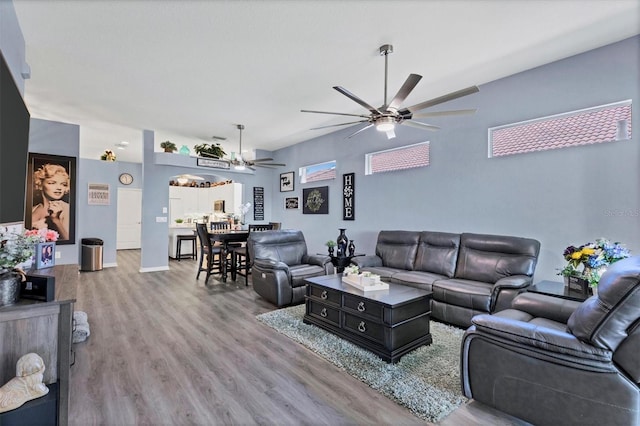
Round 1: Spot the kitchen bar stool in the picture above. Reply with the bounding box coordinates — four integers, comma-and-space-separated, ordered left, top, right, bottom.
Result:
176, 234, 197, 260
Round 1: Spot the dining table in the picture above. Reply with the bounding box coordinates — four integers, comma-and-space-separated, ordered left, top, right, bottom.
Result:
207, 229, 249, 282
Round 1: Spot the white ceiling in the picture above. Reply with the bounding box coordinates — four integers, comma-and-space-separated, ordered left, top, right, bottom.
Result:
12, 0, 640, 163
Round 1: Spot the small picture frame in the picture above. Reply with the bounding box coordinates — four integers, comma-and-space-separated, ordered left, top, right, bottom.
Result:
285, 197, 299, 209
35, 242, 56, 269
280, 171, 294, 192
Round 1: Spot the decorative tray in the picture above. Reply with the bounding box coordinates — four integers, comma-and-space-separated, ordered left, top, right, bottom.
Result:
342, 275, 389, 291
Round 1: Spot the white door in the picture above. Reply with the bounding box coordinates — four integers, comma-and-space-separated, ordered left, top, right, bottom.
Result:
117, 188, 142, 249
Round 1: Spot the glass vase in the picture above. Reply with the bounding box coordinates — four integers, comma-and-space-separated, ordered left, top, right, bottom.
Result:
348, 240, 355, 257
336, 229, 348, 257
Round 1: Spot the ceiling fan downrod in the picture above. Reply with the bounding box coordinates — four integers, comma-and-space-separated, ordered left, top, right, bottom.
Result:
237, 124, 245, 154
379, 44, 393, 109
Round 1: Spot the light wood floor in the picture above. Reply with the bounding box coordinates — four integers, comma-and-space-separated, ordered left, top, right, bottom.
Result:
69, 250, 527, 425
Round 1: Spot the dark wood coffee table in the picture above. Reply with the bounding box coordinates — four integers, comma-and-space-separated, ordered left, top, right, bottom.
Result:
304, 274, 432, 363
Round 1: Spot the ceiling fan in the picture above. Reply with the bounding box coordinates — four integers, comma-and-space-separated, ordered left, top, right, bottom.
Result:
228, 124, 286, 171
302, 44, 479, 139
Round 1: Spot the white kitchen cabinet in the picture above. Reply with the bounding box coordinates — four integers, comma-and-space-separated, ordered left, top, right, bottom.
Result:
168, 183, 243, 223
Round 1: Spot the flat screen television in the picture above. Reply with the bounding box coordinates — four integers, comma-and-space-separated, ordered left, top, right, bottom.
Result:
0, 50, 30, 225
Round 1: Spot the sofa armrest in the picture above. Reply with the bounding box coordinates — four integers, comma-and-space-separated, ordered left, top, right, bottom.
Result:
303, 254, 331, 267
253, 258, 290, 272
351, 255, 382, 268
493, 275, 532, 291
510, 292, 582, 324
470, 314, 613, 365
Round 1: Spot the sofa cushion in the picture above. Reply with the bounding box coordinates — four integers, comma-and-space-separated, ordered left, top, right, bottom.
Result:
432, 278, 493, 312
414, 231, 460, 277
358, 266, 405, 280
391, 271, 447, 292
375, 231, 420, 271
455, 233, 540, 283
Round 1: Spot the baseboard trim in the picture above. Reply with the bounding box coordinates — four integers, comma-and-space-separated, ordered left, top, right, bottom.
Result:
139, 266, 170, 273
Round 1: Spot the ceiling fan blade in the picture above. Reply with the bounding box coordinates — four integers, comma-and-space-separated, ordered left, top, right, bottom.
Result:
410, 108, 477, 119
310, 120, 368, 130
253, 163, 286, 168
333, 86, 382, 115
401, 120, 440, 131
250, 158, 274, 162
301, 109, 371, 119
400, 86, 479, 114
346, 123, 374, 139
247, 165, 256, 171
386, 74, 422, 110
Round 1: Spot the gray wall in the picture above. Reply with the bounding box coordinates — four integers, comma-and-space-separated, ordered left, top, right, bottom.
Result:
0, 0, 26, 93
28, 118, 84, 265
270, 36, 640, 282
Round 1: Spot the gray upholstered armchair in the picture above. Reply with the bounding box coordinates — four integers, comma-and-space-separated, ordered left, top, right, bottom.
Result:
248, 230, 332, 307
461, 256, 640, 425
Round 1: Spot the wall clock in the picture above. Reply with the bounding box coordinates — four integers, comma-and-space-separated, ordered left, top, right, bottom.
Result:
119, 173, 133, 185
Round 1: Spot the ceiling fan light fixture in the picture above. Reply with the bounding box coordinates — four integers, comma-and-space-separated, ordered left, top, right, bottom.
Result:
234, 163, 246, 171
375, 117, 395, 132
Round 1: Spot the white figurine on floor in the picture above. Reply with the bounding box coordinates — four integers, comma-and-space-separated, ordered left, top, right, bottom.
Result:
0, 353, 49, 413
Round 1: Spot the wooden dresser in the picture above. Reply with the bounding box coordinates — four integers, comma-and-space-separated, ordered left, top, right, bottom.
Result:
0, 264, 78, 425
304, 274, 432, 363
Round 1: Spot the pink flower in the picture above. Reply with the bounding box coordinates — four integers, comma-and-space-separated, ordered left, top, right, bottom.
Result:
44, 229, 59, 242
25, 228, 59, 242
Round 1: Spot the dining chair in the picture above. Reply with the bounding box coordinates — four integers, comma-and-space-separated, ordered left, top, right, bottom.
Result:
195, 223, 222, 284
210, 221, 231, 231
234, 223, 274, 284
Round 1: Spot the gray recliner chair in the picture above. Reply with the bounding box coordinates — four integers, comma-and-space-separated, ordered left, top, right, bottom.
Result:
461, 256, 640, 425
248, 230, 332, 307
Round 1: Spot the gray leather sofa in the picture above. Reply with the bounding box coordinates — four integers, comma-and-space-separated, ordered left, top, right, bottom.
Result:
351, 231, 540, 327
461, 256, 640, 425
248, 230, 332, 307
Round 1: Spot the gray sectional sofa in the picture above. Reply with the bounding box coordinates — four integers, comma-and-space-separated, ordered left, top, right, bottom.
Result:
351, 231, 541, 327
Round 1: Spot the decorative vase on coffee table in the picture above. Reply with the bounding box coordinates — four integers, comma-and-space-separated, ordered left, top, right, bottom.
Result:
348, 240, 355, 257
336, 229, 348, 257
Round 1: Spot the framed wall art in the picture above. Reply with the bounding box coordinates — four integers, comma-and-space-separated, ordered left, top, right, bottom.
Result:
284, 197, 299, 210
280, 171, 294, 192
25, 153, 77, 245
253, 187, 264, 220
343, 172, 355, 220
302, 186, 329, 214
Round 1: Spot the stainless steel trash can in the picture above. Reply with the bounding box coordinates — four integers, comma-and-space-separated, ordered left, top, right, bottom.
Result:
81, 238, 103, 271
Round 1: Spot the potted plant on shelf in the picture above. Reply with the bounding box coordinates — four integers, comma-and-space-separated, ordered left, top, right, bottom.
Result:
193, 143, 226, 159
100, 150, 116, 161
160, 141, 177, 153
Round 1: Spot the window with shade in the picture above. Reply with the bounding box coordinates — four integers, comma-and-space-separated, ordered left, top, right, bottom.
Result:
365, 142, 430, 175
488, 100, 632, 158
